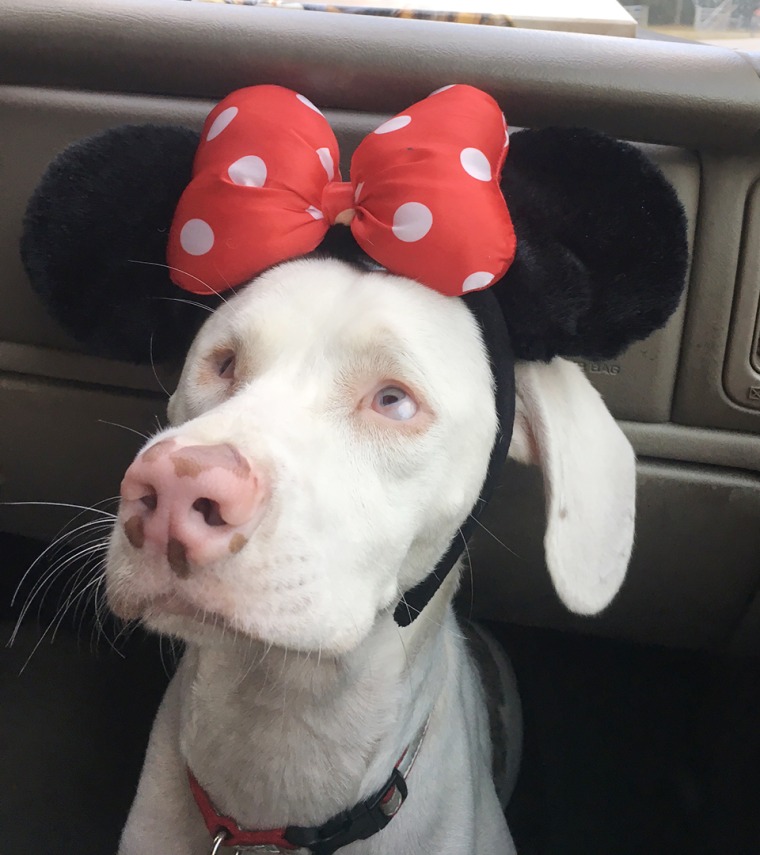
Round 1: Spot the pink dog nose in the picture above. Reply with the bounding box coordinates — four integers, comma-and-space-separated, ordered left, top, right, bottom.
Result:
119, 438, 267, 576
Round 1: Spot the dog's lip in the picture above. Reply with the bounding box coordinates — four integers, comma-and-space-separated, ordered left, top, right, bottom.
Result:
143, 591, 229, 628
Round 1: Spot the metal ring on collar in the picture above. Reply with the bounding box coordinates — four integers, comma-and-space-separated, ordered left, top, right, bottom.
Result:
210, 831, 229, 855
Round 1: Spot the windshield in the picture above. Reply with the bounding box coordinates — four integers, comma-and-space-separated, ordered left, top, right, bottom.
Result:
190, 0, 760, 50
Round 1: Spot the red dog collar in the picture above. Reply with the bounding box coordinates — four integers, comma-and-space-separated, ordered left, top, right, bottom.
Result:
188, 716, 428, 855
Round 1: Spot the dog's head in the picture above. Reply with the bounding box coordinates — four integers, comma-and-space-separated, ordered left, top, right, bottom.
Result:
21, 86, 688, 654
109, 258, 498, 652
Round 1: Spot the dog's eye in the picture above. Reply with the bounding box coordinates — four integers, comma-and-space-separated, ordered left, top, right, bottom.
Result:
372, 386, 418, 421
216, 350, 236, 380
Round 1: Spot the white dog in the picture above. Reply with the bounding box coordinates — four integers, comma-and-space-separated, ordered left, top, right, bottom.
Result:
21, 85, 685, 855
108, 258, 635, 855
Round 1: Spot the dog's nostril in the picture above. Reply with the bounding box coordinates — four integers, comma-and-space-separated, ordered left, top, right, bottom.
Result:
192, 497, 227, 527
140, 490, 158, 512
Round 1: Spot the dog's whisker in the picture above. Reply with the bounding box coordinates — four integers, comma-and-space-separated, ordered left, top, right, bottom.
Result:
210, 260, 234, 302
156, 296, 215, 314
47, 546, 105, 618
127, 259, 228, 302
396, 593, 466, 641
468, 516, 521, 558
2, 500, 117, 518
149, 332, 171, 399
10, 536, 110, 643
158, 634, 172, 680
458, 528, 476, 623
236, 637, 272, 688
71, 560, 110, 633
10, 516, 110, 611
12, 563, 72, 641
97, 419, 151, 441
33, 495, 119, 569
17, 570, 105, 674
111, 614, 141, 647
49, 566, 106, 643
45, 546, 107, 623
233, 649, 252, 689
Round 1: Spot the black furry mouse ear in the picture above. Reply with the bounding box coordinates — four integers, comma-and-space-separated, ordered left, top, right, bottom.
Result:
21, 124, 221, 364
497, 127, 688, 362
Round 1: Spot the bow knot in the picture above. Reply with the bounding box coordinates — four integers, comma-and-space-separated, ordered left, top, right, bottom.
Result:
168, 84, 516, 298
322, 181, 357, 227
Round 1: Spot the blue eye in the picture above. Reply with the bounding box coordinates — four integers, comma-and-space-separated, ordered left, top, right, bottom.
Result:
372, 386, 418, 421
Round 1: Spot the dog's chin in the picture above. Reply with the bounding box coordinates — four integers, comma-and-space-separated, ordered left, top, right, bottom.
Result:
108, 590, 238, 644
109, 588, 377, 655
143, 610, 242, 647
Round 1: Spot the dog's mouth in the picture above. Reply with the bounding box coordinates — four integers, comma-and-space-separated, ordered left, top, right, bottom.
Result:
146, 592, 213, 621
109, 587, 232, 633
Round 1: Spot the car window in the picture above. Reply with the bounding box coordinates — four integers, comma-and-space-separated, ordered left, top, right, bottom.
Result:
189, 0, 760, 50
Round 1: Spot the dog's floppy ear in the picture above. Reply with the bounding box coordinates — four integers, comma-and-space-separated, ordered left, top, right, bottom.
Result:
21, 124, 221, 364
509, 359, 635, 615
498, 127, 688, 362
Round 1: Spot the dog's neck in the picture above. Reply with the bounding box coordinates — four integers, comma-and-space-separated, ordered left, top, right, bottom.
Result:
177, 574, 459, 831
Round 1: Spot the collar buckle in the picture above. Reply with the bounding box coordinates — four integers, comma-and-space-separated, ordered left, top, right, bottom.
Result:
378, 768, 406, 819
283, 767, 408, 855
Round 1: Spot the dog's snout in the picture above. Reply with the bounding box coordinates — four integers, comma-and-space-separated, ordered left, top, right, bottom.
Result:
119, 439, 267, 572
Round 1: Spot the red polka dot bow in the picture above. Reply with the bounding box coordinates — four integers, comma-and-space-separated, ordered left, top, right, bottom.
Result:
167, 84, 516, 298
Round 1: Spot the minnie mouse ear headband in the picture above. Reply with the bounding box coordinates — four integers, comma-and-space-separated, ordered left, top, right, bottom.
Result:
21, 84, 688, 624
21, 83, 687, 365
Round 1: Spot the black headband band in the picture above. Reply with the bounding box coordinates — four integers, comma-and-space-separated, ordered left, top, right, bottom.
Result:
393, 288, 516, 626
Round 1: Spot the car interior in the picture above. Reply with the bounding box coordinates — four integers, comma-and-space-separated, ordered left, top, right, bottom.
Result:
1, 0, 759, 852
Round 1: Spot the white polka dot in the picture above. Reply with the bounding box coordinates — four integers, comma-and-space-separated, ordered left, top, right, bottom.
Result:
462, 271, 495, 292
306, 206, 324, 220
460, 148, 491, 181
227, 156, 267, 187
296, 93, 323, 116
374, 116, 411, 135
392, 202, 433, 243
354, 182, 365, 203
429, 85, 456, 96
206, 106, 238, 141
179, 219, 215, 256
317, 148, 334, 180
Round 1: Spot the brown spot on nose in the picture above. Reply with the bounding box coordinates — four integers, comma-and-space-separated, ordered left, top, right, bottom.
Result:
124, 515, 145, 549
170, 444, 251, 480
167, 538, 190, 578
171, 455, 204, 478
141, 438, 176, 464
229, 533, 247, 554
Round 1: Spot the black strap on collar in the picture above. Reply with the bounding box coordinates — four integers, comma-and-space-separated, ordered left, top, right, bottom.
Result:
393, 289, 515, 627
284, 766, 408, 855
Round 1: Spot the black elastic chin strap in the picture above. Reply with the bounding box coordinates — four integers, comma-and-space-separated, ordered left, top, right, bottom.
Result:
393, 288, 516, 627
